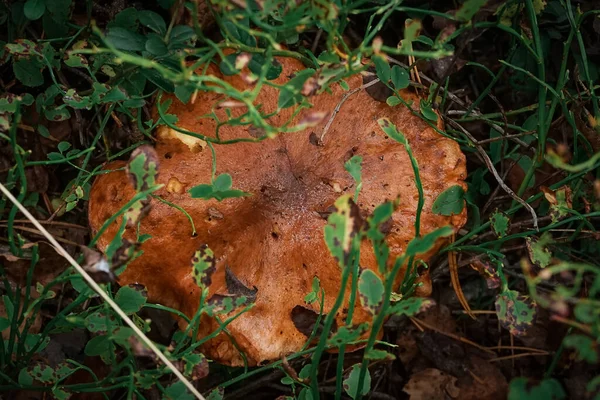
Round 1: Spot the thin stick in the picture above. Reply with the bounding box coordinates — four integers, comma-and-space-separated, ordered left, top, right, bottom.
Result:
446, 118, 539, 230
0, 182, 205, 400
410, 317, 495, 355
485, 345, 548, 354
489, 352, 550, 362
448, 234, 475, 319
319, 78, 381, 142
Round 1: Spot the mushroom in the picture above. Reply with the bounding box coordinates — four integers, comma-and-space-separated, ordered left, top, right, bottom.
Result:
88, 56, 467, 366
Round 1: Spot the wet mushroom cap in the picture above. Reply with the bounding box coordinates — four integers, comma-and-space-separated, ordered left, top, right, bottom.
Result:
88, 57, 467, 366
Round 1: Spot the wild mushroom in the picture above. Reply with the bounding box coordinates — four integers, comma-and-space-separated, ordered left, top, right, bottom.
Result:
88, 56, 467, 366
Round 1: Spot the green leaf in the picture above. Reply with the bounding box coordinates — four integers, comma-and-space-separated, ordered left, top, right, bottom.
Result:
165, 381, 194, 400
420, 101, 438, 121
386, 96, 401, 106
2, 295, 14, 321
126, 145, 159, 192
365, 349, 395, 360
115, 285, 147, 314
138, 10, 166, 35
24, 0, 45, 20
373, 55, 390, 83
106, 27, 146, 52
191, 245, 216, 290
64, 52, 88, 68
344, 155, 362, 200
18, 368, 33, 386
221, 20, 256, 47
57, 141, 71, 153
84, 335, 115, 363
145, 36, 168, 56
13, 60, 44, 87
495, 290, 537, 336
0, 317, 10, 332
108, 7, 138, 30
343, 364, 371, 400
189, 174, 251, 201
278, 69, 315, 109
490, 211, 510, 237
455, 0, 487, 21
213, 173, 233, 191
564, 334, 598, 363
391, 65, 409, 89
324, 195, 363, 269
358, 269, 384, 314
168, 25, 196, 50
248, 54, 283, 80
432, 185, 465, 216
406, 226, 453, 256
574, 302, 596, 325
508, 378, 565, 400
140, 68, 175, 92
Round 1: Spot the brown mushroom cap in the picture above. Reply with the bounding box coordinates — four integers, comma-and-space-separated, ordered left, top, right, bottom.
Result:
88, 56, 467, 366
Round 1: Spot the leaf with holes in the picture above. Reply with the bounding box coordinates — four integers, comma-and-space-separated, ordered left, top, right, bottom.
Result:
182, 352, 209, 380
366, 201, 394, 274
191, 245, 216, 290
328, 324, 368, 347
490, 211, 510, 237
207, 387, 224, 400
127, 145, 159, 192
455, 0, 487, 21
495, 290, 537, 336
432, 185, 465, 216
526, 233, 553, 268
388, 297, 433, 316
358, 269, 384, 314
345, 155, 363, 200
324, 195, 363, 269
343, 364, 371, 400
203, 294, 252, 316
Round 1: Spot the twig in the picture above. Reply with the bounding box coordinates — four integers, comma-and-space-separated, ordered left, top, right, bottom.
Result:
446, 118, 539, 230
489, 352, 550, 362
448, 234, 475, 319
319, 78, 381, 143
409, 317, 496, 355
0, 182, 206, 400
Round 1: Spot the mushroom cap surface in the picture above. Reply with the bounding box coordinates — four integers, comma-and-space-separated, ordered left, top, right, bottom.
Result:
88, 57, 467, 366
